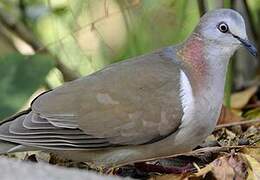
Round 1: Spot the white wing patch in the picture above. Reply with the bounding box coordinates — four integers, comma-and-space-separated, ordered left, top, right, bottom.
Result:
179, 70, 194, 126
96, 93, 119, 105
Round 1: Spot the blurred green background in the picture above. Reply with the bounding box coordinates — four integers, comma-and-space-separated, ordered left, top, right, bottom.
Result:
0, 0, 259, 119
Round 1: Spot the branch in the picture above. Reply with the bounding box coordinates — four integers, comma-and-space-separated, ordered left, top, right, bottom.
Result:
0, 23, 18, 51
56, 60, 79, 81
0, 8, 79, 81
0, 9, 42, 50
216, 118, 260, 129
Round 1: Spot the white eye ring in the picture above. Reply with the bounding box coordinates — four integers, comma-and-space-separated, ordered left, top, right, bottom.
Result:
217, 22, 229, 33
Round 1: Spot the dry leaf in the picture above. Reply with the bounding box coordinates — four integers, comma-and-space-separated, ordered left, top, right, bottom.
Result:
247, 168, 256, 180
240, 148, 260, 162
244, 108, 260, 119
241, 154, 260, 180
211, 156, 236, 180
35, 151, 51, 163
193, 163, 213, 177
227, 153, 248, 179
149, 174, 187, 180
217, 106, 244, 125
190, 153, 249, 180
231, 86, 258, 109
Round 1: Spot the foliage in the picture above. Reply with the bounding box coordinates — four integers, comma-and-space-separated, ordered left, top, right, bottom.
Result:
0, 53, 54, 119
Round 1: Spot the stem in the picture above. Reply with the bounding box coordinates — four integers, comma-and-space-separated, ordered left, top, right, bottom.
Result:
224, 58, 234, 108
223, 0, 232, 8
242, 0, 259, 41
197, 0, 206, 17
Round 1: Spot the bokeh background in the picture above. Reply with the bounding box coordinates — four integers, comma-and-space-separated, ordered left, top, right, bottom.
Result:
0, 0, 259, 119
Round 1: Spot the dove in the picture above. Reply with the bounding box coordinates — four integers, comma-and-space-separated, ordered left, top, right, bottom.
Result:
0, 9, 257, 167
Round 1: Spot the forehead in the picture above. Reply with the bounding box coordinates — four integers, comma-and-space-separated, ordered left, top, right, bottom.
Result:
201, 9, 244, 26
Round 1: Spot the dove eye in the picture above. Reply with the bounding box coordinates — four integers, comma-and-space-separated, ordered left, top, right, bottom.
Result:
217, 22, 229, 33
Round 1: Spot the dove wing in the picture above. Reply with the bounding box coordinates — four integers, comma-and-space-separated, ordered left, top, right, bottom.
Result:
0, 52, 184, 150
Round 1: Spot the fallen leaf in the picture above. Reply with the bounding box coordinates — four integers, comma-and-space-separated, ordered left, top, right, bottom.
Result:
149, 174, 187, 180
227, 153, 248, 179
217, 106, 244, 125
225, 129, 237, 139
243, 108, 260, 119
247, 168, 256, 180
231, 109, 243, 116
35, 151, 51, 163
192, 163, 213, 177
231, 86, 258, 109
190, 153, 249, 180
240, 148, 260, 162
241, 154, 260, 180
211, 156, 236, 180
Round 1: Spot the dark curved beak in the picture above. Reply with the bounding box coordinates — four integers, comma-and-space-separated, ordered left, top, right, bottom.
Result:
232, 34, 258, 57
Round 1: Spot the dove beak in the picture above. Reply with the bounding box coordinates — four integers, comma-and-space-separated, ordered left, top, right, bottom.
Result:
231, 34, 258, 57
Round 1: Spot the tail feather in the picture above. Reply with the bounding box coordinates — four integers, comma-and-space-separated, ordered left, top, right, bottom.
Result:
0, 109, 31, 154
0, 140, 18, 154
1, 109, 31, 125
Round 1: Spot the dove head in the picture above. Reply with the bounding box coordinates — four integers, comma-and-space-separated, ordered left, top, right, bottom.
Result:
176, 9, 257, 93
196, 9, 257, 57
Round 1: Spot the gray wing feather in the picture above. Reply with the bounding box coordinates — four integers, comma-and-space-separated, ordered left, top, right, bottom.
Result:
9, 115, 84, 135
23, 113, 56, 130
0, 50, 183, 150
0, 114, 111, 150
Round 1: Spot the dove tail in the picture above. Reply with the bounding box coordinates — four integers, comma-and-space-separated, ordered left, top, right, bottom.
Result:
0, 109, 32, 154
0, 140, 19, 154
0, 109, 31, 125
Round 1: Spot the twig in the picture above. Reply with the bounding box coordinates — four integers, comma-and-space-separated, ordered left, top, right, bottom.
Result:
38, 2, 139, 53
0, 23, 18, 51
125, 145, 259, 167
0, 8, 41, 50
216, 118, 260, 129
18, 0, 27, 25
182, 145, 260, 157
56, 60, 79, 81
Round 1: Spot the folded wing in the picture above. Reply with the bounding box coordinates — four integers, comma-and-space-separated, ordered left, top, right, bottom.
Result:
0, 52, 183, 150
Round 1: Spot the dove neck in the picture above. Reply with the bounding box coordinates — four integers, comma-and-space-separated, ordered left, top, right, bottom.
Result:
176, 33, 232, 98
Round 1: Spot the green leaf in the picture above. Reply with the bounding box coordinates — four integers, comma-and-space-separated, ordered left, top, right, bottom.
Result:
243, 107, 260, 119
0, 53, 55, 120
